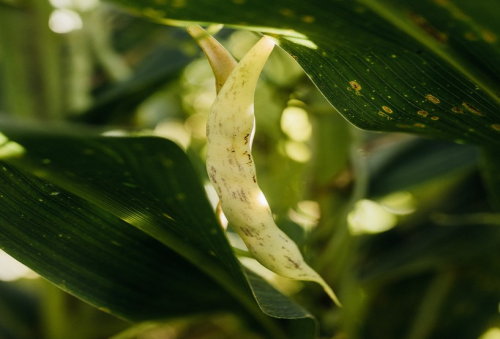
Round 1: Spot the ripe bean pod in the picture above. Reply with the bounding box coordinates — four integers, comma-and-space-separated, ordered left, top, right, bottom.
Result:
189, 26, 341, 306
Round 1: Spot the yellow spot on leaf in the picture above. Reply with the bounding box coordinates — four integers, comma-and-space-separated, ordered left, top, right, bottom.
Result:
413, 123, 426, 128
301, 15, 315, 23
425, 94, 440, 104
175, 193, 186, 201
378, 111, 393, 120
464, 32, 478, 41
350, 81, 361, 91
349, 81, 363, 96
382, 106, 393, 114
430, 116, 439, 120
418, 110, 429, 117
492, 124, 500, 131
451, 107, 464, 114
462, 102, 483, 116
171, 0, 186, 8
482, 29, 497, 43
280, 8, 294, 17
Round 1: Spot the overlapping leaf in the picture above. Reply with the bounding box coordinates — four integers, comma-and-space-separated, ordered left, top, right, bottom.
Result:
0, 123, 316, 338
0, 164, 237, 321
106, 0, 500, 146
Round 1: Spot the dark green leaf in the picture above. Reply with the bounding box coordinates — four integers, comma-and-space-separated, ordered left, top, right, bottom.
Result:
0, 122, 316, 338
368, 137, 479, 197
0, 164, 239, 321
105, 0, 500, 146
246, 269, 317, 339
480, 146, 500, 210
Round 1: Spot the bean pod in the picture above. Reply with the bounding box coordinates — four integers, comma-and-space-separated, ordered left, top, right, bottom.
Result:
189, 26, 341, 306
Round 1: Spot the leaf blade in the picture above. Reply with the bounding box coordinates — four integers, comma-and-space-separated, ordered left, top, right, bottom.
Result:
105, 0, 500, 145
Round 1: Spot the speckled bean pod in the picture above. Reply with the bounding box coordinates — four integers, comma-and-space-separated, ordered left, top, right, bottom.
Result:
189, 26, 341, 306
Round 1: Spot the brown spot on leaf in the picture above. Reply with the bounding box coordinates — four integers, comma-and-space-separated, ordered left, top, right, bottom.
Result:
451, 107, 464, 114
418, 110, 429, 117
492, 124, 500, 131
350, 81, 361, 91
462, 102, 483, 116
409, 12, 448, 43
425, 94, 440, 104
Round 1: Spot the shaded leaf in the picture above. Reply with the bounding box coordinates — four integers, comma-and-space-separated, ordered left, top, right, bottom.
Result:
0, 122, 317, 338
480, 146, 500, 210
0, 164, 239, 321
367, 137, 478, 197
246, 269, 317, 339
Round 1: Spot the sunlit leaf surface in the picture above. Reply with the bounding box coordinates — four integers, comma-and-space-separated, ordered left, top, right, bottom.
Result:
106, 0, 500, 146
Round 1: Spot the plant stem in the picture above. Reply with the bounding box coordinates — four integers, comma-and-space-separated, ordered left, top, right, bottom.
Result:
0, 0, 64, 120
41, 280, 69, 339
87, 8, 132, 82
405, 270, 455, 339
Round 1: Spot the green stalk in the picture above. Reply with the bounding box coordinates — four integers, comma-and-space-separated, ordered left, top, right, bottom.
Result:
64, 22, 93, 114
405, 270, 455, 339
0, 0, 64, 120
305, 107, 369, 335
87, 8, 131, 82
27, 0, 64, 120
0, 6, 38, 119
41, 280, 70, 339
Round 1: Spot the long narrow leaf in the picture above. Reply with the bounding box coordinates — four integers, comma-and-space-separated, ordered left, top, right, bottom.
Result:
0, 123, 317, 338
105, 0, 500, 146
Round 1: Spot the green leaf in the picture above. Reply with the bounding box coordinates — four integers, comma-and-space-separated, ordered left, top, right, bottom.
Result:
246, 270, 317, 339
480, 146, 500, 210
367, 138, 478, 197
0, 164, 239, 321
104, 0, 500, 146
0, 122, 316, 338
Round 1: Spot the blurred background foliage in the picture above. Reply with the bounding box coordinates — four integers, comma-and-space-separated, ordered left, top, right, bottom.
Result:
0, 0, 500, 338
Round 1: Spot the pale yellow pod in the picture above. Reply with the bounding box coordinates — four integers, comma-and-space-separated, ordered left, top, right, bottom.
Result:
187, 25, 237, 93
190, 26, 341, 306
